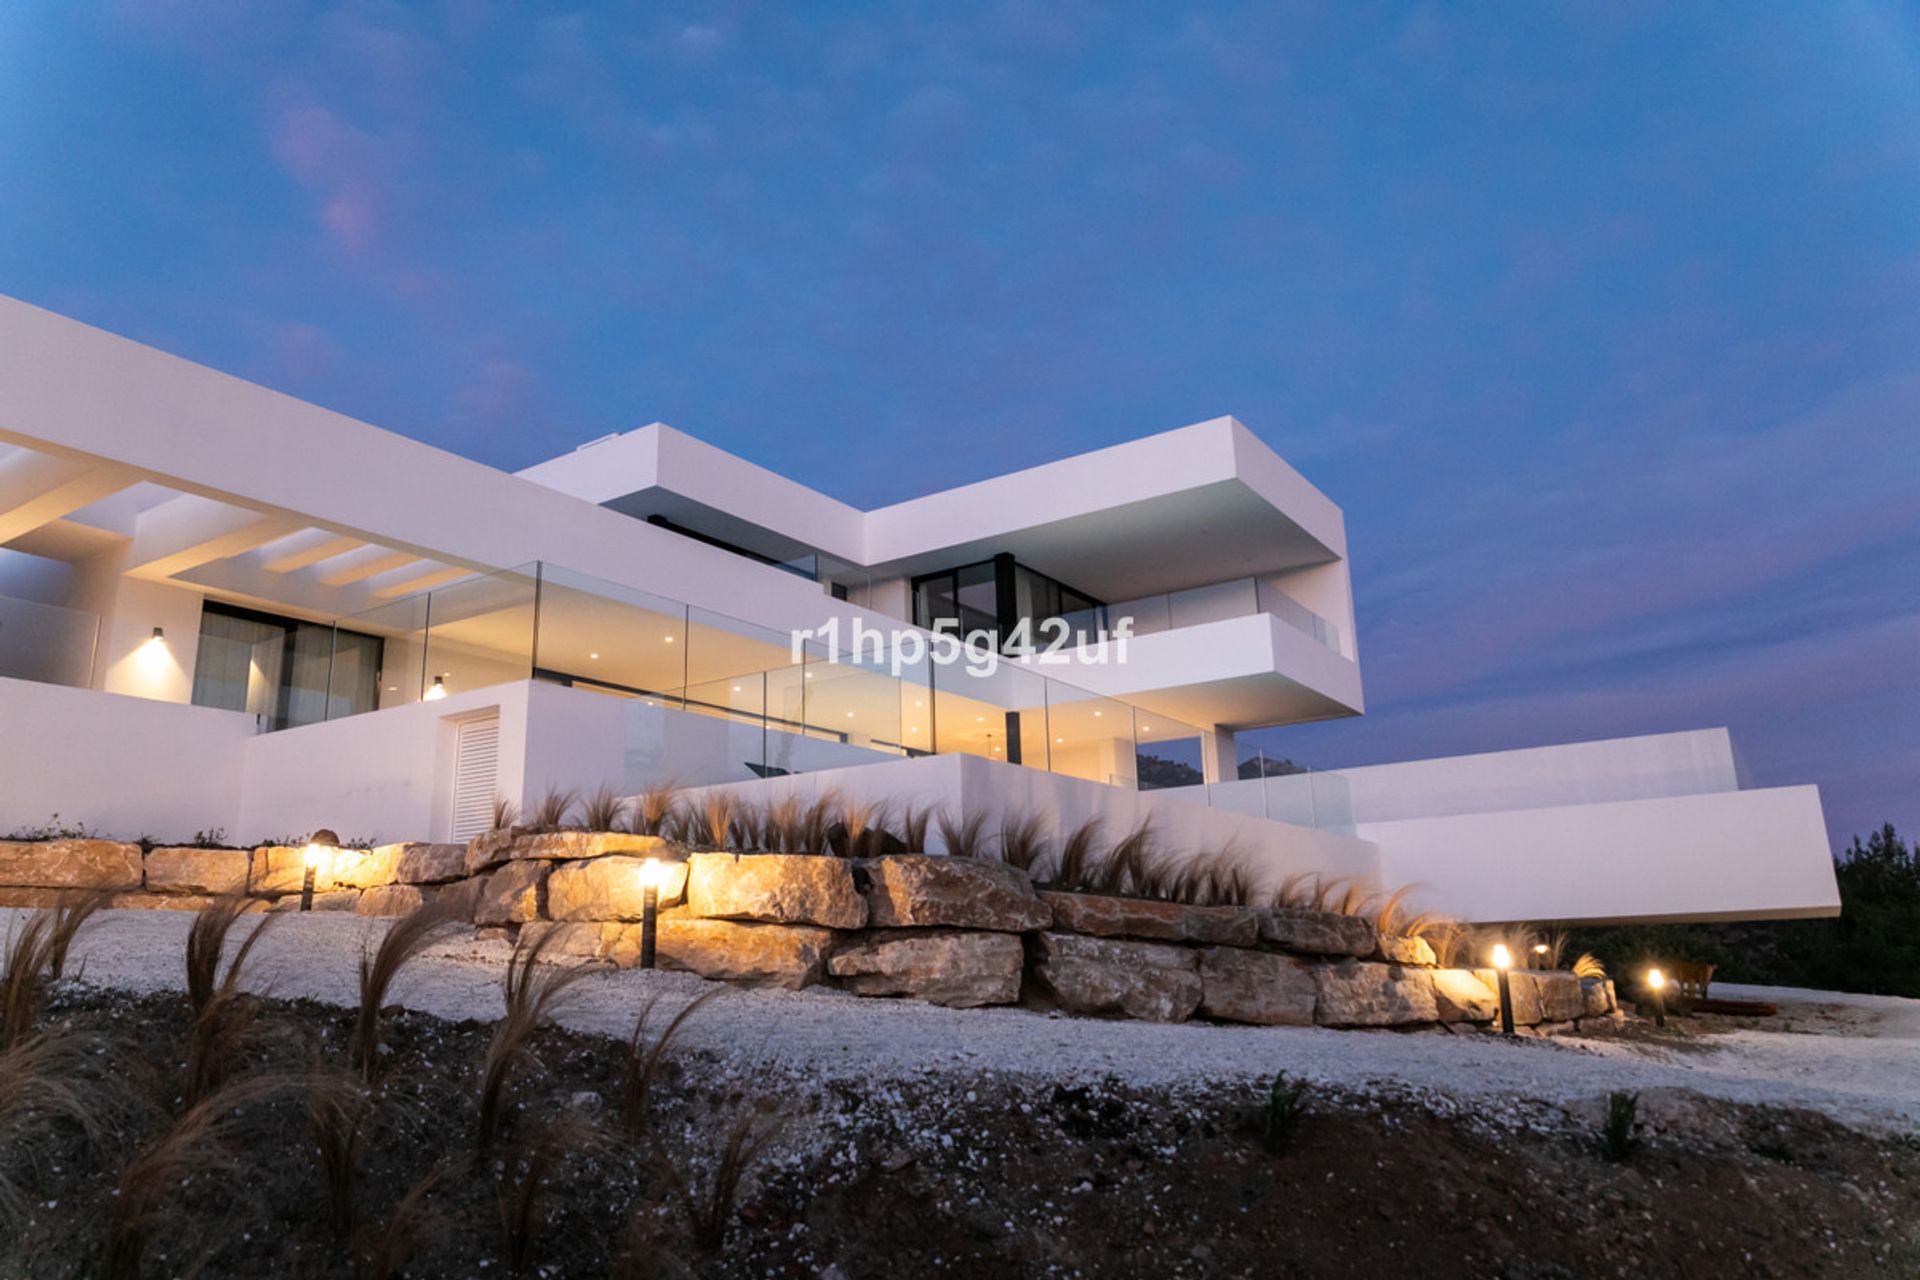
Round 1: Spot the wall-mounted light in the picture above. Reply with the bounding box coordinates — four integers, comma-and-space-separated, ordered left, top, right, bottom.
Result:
1491, 943, 1516, 1035
150, 626, 165, 642
301, 827, 340, 911
424, 675, 448, 701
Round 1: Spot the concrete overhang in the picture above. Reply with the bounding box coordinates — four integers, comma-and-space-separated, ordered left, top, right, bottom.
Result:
1026, 611, 1365, 732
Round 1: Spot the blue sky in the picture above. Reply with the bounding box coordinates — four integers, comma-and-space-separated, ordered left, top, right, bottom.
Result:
2, 3, 1916, 848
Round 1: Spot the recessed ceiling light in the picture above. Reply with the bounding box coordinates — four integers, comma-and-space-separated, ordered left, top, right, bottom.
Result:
1093, 711, 1102, 717
975, 716, 985, 723
589, 652, 599, 660
732, 684, 742, 693
663, 635, 674, 643
846, 711, 855, 719
1056, 737, 1064, 744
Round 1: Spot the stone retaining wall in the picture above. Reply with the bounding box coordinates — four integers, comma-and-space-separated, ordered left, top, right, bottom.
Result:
0, 835, 1619, 1032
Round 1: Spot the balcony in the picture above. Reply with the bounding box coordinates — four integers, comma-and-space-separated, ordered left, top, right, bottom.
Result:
1060, 576, 1342, 656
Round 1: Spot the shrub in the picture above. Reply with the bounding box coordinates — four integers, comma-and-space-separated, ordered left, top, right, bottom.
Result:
618, 991, 715, 1142
1602, 1090, 1640, 1162
1261, 1071, 1309, 1154
477, 930, 604, 1151
352, 899, 462, 1083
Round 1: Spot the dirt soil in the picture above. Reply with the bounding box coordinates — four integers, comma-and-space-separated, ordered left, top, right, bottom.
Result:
5, 986, 1917, 1280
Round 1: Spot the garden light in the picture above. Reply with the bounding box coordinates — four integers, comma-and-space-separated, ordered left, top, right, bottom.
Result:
1646, 967, 1668, 1028
639, 857, 662, 970
1491, 943, 1516, 1036
301, 827, 339, 912
1531, 942, 1549, 969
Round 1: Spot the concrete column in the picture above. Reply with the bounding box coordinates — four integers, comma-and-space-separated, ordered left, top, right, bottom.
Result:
1200, 727, 1238, 785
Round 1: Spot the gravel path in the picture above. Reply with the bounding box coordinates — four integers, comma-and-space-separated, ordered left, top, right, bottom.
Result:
31, 909, 1920, 1133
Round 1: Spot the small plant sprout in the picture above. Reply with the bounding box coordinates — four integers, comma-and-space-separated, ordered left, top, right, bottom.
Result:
1602, 1090, 1641, 1161
1491, 943, 1516, 1036
1261, 1072, 1309, 1154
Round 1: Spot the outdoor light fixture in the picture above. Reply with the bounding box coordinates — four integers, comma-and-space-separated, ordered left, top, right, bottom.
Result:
1646, 967, 1668, 1028
1491, 943, 1516, 1036
1531, 942, 1550, 970
638, 858, 662, 969
424, 675, 448, 701
301, 827, 339, 911
150, 626, 165, 641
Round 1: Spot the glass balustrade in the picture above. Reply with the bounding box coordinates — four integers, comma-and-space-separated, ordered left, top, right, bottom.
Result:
1057, 575, 1343, 655
298, 561, 1349, 825
0, 593, 99, 689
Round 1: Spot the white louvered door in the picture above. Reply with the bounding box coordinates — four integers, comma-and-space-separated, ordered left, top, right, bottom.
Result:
449, 712, 500, 841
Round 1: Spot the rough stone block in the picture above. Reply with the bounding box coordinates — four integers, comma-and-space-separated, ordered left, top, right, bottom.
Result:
1375, 934, 1438, 966
0, 839, 142, 890
474, 861, 549, 926
510, 832, 672, 863
145, 847, 250, 895
1431, 968, 1501, 1022
392, 843, 469, 884
1042, 892, 1257, 947
1258, 908, 1377, 958
656, 917, 837, 989
269, 889, 361, 912
863, 855, 1050, 931
1029, 932, 1202, 1023
1313, 960, 1439, 1026
686, 853, 866, 929
356, 884, 431, 917
548, 856, 689, 921
1197, 947, 1315, 1025
829, 930, 1025, 1007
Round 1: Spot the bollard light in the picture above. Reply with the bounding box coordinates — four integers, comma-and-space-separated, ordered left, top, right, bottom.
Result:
1530, 942, 1550, 970
1491, 943, 1516, 1036
1646, 967, 1668, 1028
638, 857, 662, 970
301, 828, 339, 912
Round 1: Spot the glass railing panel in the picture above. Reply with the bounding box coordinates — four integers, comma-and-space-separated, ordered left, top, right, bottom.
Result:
685, 605, 802, 689
928, 655, 1046, 766
800, 656, 905, 756
532, 564, 685, 701
1167, 579, 1259, 629
330, 591, 432, 712
415, 567, 538, 703
1135, 711, 1205, 790
0, 593, 98, 689
1041, 680, 1137, 787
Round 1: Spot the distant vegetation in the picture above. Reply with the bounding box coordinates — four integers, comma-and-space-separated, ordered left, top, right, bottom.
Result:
1571, 823, 1920, 998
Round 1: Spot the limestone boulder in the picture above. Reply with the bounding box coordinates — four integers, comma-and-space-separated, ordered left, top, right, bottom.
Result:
1313, 960, 1440, 1026
0, 887, 67, 908
1029, 932, 1202, 1023
686, 853, 866, 929
1528, 971, 1589, 1023
1197, 947, 1315, 1026
269, 889, 361, 912
1257, 908, 1376, 958
656, 918, 838, 989
519, 920, 632, 965
863, 856, 1050, 932
1042, 892, 1257, 948
474, 862, 549, 926
1375, 934, 1437, 967
393, 843, 469, 885
1581, 976, 1617, 1019
548, 856, 689, 921
463, 829, 520, 876
510, 832, 672, 863
356, 884, 431, 917
145, 847, 250, 895
250, 844, 396, 894
0, 839, 141, 890
110, 893, 245, 913
828, 930, 1025, 1007
1431, 968, 1501, 1022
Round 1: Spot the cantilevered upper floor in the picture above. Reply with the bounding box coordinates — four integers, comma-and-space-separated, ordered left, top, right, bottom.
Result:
0, 293, 1360, 785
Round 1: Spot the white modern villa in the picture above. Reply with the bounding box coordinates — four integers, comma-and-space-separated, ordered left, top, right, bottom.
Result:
0, 296, 1839, 925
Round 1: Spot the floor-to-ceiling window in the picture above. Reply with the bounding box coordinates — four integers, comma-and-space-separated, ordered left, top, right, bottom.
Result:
910, 555, 1103, 650
190, 601, 382, 729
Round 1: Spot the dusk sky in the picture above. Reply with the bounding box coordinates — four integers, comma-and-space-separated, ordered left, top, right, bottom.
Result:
2, 3, 1915, 848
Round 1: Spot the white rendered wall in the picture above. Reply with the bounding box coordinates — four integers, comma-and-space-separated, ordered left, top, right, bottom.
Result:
0, 676, 253, 841
678, 752, 1384, 897
1367, 785, 1840, 925
1325, 728, 1746, 824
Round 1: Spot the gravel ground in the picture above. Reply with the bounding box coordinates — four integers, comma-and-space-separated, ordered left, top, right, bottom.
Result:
32, 908, 1920, 1135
